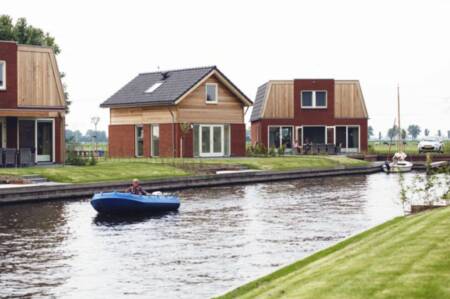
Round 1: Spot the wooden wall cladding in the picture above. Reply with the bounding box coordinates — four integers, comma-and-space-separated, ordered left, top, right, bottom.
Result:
17, 45, 65, 108
262, 81, 294, 119
110, 107, 175, 125
334, 81, 368, 118
176, 75, 244, 124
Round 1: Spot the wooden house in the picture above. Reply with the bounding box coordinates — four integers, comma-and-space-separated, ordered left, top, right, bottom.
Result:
0, 41, 65, 164
101, 66, 252, 158
251, 79, 368, 153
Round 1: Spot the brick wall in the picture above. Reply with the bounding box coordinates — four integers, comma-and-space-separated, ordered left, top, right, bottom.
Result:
143, 124, 151, 157
176, 124, 194, 158
250, 121, 261, 146
108, 125, 135, 157
159, 123, 175, 157
231, 123, 246, 156
55, 116, 65, 163
0, 42, 18, 109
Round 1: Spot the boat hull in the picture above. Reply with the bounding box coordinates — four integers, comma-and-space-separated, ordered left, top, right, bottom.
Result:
91, 192, 180, 215
382, 161, 413, 173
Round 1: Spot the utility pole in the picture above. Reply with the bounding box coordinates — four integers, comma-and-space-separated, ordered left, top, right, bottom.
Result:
91, 116, 100, 154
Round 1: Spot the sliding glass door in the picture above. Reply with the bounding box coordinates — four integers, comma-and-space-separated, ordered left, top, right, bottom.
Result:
200, 125, 224, 157
268, 126, 293, 150
335, 126, 360, 152
36, 120, 53, 162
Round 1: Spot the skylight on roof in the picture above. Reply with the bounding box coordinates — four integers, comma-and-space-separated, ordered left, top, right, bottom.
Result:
145, 82, 163, 93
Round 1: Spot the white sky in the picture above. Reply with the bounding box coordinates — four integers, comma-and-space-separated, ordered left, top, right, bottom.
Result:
3, 0, 450, 137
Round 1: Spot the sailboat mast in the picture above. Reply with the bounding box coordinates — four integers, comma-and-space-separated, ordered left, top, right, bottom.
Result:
397, 84, 401, 152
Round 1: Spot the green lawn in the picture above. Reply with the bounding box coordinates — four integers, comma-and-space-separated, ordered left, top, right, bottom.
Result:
0, 160, 188, 183
0, 156, 367, 183
187, 156, 368, 171
217, 207, 450, 299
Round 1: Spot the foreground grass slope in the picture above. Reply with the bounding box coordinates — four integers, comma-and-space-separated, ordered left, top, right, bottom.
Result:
0, 156, 367, 183
218, 207, 450, 299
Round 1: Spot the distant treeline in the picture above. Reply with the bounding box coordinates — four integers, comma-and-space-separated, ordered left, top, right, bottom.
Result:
66, 129, 108, 143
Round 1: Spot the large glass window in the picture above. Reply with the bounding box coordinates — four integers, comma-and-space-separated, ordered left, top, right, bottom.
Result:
0, 61, 5, 90
37, 121, 53, 162
201, 126, 211, 153
301, 91, 313, 107
213, 126, 222, 153
269, 126, 292, 149
315, 91, 327, 107
199, 125, 224, 157
135, 125, 144, 157
335, 126, 360, 152
223, 124, 230, 156
348, 127, 359, 149
336, 126, 347, 148
301, 90, 327, 108
151, 125, 159, 157
269, 127, 281, 148
205, 83, 218, 103
193, 125, 200, 157
303, 126, 326, 144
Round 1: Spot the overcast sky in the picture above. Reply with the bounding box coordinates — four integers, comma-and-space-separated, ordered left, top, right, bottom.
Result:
4, 0, 450, 137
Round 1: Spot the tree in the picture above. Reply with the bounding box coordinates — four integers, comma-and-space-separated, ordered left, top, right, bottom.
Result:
368, 126, 374, 139
407, 124, 421, 140
378, 131, 382, 141
437, 130, 442, 137
0, 15, 69, 112
401, 129, 407, 140
424, 128, 430, 137
387, 125, 399, 142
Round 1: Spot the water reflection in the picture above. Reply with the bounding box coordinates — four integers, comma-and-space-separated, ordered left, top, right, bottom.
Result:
0, 173, 406, 299
93, 211, 179, 226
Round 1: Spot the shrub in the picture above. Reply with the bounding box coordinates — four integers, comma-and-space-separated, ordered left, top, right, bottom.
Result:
268, 146, 276, 157
65, 151, 86, 166
278, 144, 286, 156
88, 152, 97, 166
254, 143, 267, 156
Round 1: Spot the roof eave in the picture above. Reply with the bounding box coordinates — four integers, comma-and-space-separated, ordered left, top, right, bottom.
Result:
100, 101, 175, 109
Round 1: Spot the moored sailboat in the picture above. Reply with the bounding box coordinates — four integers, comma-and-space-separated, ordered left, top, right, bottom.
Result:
382, 85, 413, 173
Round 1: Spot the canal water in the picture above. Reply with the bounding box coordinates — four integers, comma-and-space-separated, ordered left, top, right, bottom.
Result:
0, 173, 405, 299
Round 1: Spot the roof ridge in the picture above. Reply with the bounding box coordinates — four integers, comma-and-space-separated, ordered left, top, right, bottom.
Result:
138, 65, 216, 76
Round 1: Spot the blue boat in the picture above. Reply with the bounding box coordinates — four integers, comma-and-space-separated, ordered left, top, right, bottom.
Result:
91, 192, 180, 215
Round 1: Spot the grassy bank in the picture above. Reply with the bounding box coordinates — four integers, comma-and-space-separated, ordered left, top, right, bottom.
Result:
0, 156, 367, 183
217, 207, 450, 299
369, 140, 450, 155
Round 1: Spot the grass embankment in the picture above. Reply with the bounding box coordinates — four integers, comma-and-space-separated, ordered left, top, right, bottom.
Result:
217, 207, 450, 299
369, 140, 450, 155
0, 156, 367, 184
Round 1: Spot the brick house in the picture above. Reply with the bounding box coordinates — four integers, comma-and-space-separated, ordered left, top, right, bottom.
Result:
251, 79, 368, 153
0, 41, 66, 164
101, 66, 252, 158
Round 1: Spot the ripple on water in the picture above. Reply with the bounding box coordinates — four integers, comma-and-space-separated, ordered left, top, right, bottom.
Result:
0, 173, 406, 299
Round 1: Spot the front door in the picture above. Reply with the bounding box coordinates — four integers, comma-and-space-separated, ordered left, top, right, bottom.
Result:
37, 120, 53, 162
200, 125, 224, 157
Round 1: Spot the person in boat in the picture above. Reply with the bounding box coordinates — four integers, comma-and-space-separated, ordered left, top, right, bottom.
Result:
125, 178, 148, 195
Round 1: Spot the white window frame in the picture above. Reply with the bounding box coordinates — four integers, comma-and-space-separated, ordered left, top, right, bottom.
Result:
151, 124, 159, 157
297, 125, 327, 145
17, 118, 56, 163
199, 124, 224, 157
334, 125, 361, 153
301, 90, 327, 109
0, 60, 6, 90
267, 125, 294, 151
205, 83, 218, 104
135, 125, 144, 157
